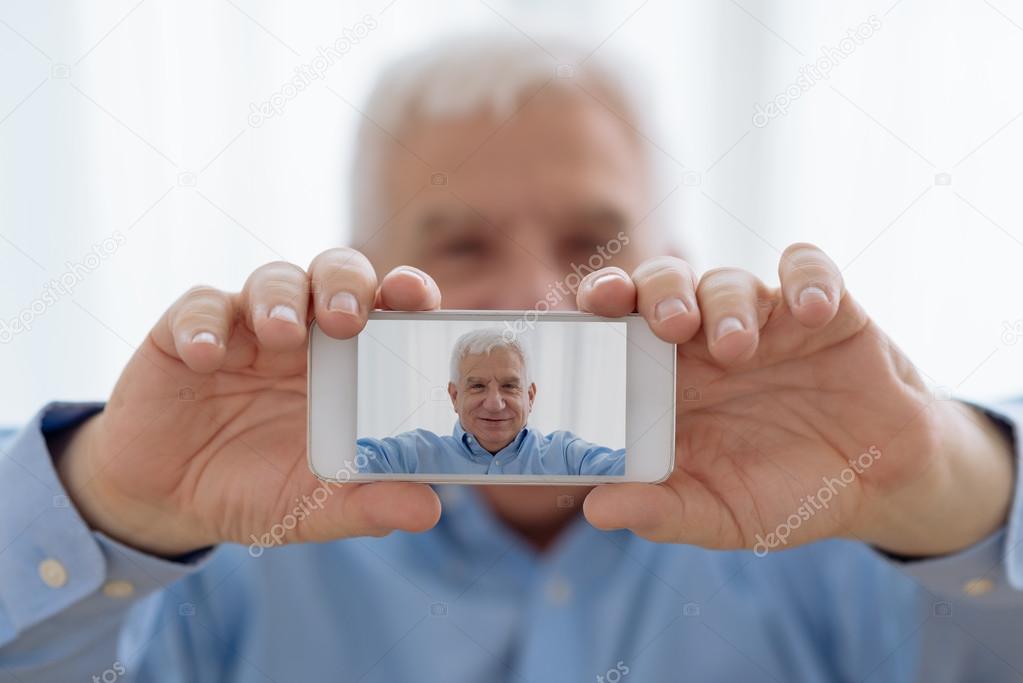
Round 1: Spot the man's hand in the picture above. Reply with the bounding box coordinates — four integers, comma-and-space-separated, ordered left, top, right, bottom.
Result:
580, 243, 1014, 557
56, 249, 443, 557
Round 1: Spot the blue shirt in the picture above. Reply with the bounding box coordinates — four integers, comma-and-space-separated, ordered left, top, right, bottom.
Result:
357, 420, 626, 475
3, 401, 1023, 682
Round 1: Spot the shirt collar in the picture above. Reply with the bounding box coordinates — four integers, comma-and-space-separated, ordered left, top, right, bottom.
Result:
453, 419, 530, 461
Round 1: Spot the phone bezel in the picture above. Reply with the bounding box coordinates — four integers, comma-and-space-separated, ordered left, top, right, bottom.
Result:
307, 310, 676, 485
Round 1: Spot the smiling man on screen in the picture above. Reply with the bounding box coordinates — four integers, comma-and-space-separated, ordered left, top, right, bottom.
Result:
357, 328, 626, 475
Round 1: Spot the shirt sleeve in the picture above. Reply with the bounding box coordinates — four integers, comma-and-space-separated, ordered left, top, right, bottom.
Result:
357, 435, 406, 473
880, 399, 1023, 607
563, 434, 626, 476
0, 402, 214, 681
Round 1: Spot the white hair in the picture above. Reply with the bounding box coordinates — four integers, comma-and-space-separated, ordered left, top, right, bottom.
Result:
450, 328, 531, 385
349, 32, 675, 233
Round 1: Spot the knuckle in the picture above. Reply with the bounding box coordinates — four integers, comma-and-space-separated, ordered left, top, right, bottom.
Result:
698, 267, 753, 292
632, 256, 693, 284
310, 247, 372, 274
781, 243, 836, 271
249, 260, 306, 285
782, 241, 823, 258
173, 287, 230, 330
182, 284, 223, 301
583, 265, 629, 284
259, 276, 305, 301
786, 261, 832, 280
384, 265, 430, 283
185, 308, 227, 330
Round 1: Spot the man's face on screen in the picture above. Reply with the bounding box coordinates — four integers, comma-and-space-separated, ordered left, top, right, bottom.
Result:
449, 348, 536, 453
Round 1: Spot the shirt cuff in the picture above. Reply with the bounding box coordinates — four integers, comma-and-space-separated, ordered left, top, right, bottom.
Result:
883, 398, 1023, 607
0, 402, 211, 646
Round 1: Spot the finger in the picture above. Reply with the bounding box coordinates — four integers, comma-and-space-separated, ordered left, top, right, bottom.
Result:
696, 268, 772, 364
241, 261, 310, 352
308, 248, 378, 339
375, 266, 442, 311
576, 267, 636, 317
326, 482, 442, 537
153, 286, 235, 374
778, 242, 843, 328
583, 479, 732, 548
631, 256, 701, 343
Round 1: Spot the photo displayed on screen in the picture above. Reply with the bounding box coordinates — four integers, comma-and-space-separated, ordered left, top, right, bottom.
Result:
355, 319, 628, 476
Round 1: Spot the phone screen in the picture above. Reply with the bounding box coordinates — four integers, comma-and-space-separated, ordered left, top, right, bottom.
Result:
354, 318, 627, 476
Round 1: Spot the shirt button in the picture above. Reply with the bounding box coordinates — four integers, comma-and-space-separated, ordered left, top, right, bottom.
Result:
38, 558, 68, 588
103, 580, 135, 598
545, 576, 573, 605
963, 577, 994, 596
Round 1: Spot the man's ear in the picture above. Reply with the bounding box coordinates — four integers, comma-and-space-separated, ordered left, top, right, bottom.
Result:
527, 382, 536, 409
447, 382, 458, 409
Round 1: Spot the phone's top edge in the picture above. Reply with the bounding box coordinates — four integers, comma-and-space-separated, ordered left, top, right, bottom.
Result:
366, 310, 640, 321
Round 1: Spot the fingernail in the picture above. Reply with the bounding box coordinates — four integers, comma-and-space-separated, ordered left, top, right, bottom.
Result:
191, 331, 219, 346
395, 267, 428, 285
715, 316, 744, 342
798, 285, 830, 307
654, 297, 687, 322
268, 304, 300, 324
328, 291, 359, 314
592, 272, 627, 288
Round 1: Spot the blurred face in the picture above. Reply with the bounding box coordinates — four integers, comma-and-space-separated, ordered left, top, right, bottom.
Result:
360, 86, 669, 300
448, 347, 536, 453
359, 86, 672, 540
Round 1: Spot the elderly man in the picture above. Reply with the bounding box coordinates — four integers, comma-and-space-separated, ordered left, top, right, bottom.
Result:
357, 328, 626, 475
1, 35, 1022, 682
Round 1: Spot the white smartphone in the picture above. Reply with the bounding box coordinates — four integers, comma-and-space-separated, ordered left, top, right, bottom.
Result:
307, 310, 676, 485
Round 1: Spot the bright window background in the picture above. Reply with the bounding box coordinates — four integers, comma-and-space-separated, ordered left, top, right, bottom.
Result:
1, 0, 1021, 426
357, 320, 627, 447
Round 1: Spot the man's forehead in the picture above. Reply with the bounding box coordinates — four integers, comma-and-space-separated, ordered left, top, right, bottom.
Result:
459, 350, 523, 376
378, 92, 647, 213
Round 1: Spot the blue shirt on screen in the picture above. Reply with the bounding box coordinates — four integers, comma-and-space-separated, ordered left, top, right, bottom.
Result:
356, 419, 626, 475
3, 401, 1023, 682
